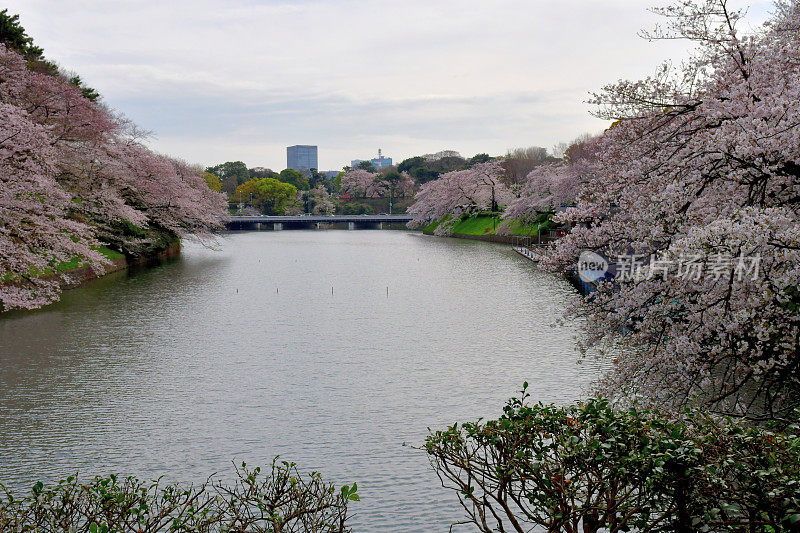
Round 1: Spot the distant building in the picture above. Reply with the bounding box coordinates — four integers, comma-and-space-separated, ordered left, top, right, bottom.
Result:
351, 155, 392, 170
287, 145, 318, 173
322, 170, 340, 179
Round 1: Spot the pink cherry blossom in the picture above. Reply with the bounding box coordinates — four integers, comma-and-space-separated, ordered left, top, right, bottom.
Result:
0, 45, 226, 310
540, 0, 800, 420
341, 169, 387, 198
408, 160, 514, 235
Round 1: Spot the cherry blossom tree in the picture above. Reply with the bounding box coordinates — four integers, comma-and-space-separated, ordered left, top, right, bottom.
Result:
398, 170, 416, 197
501, 162, 589, 223
500, 136, 600, 232
408, 160, 514, 235
340, 169, 386, 198
381, 170, 415, 199
543, 0, 800, 420
0, 44, 226, 310
298, 185, 335, 214
340, 168, 415, 212
0, 102, 106, 309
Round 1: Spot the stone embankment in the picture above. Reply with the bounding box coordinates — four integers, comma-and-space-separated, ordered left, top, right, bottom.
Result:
52, 242, 181, 291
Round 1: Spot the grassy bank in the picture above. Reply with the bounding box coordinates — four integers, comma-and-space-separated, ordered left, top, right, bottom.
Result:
2, 243, 177, 313
424, 213, 552, 237
54, 246, 126, 273
2, 246, 127, 283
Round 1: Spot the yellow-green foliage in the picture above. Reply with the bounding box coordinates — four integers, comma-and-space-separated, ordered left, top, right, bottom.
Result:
423, 214, 552, 236
449, 215, 502, 235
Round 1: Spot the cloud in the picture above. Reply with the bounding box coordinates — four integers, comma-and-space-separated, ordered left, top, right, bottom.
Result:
4, 0, 773, 169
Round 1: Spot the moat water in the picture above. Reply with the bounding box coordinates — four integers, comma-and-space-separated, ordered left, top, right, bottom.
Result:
0, 230, 603, 531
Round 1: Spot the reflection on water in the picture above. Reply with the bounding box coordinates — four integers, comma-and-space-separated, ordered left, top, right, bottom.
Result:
0, 230, 604, 531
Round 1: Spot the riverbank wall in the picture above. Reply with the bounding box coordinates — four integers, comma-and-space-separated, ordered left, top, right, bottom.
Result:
4, 241, 182, 300
422, 230, 547, 247
59, 241, 181, 289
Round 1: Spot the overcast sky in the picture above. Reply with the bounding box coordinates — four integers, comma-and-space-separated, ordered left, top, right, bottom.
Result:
5, 0, 774, 171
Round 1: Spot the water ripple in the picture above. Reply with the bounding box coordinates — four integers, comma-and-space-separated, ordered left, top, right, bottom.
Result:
0, 231, 606, 531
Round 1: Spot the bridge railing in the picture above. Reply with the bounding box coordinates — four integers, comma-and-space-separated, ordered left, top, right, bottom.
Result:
224, 214, 413, 222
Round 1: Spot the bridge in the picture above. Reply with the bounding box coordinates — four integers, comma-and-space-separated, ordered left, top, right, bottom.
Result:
224, 214, 413, 231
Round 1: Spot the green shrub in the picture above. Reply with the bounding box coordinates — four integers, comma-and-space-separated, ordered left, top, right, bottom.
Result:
425, 384, 800, 533
0, 458, 358, 532
339, 203, 374, 215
